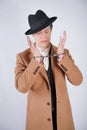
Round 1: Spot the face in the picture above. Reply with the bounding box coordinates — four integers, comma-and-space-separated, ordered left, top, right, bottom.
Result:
32, 25, 52, 49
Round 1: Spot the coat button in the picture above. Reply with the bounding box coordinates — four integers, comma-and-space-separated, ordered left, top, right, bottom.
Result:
47, 118, 51, 121
47, 102, 50, 105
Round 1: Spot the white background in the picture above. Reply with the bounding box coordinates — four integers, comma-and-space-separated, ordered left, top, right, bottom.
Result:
0, 0, 87, 130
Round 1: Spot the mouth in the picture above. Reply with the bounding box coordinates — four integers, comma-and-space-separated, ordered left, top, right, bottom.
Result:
40, 40, 48, 43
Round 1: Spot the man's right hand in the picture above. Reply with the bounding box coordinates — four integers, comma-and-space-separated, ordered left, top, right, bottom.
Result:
27, 36, 43, 64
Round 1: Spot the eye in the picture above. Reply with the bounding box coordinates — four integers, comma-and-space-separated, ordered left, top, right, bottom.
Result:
37, 32, 41, 34
45, 30, 49, 33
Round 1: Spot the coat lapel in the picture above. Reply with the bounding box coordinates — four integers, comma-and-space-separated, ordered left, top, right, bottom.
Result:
28, 44, 59, 89
40, 67, 50, 89
28, 48, 50, 89
40, 44, 58, 89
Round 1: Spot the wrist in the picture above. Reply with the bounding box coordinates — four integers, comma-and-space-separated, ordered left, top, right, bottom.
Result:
34, 56, 44, 64
57, 53, 65, 62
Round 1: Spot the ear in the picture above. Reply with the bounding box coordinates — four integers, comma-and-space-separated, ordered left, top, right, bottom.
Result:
50, 24, 53, 29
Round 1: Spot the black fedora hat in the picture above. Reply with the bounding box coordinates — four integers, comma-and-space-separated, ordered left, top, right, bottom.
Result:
25, 10, 57, 35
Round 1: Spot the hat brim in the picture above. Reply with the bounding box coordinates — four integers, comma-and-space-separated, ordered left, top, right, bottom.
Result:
25, 17, 57, 35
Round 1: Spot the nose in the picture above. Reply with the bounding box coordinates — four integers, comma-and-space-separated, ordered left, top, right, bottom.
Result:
41, 32, 47, 39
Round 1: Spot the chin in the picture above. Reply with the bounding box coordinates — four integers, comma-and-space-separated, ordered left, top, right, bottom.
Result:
42, 45, 50, 50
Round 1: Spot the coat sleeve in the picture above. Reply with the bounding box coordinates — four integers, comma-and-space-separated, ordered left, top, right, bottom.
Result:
15, 53, 43, 93
57, 49, 83, 86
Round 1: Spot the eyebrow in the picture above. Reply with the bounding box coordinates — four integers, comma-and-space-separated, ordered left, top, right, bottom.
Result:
44, 29, 49, 31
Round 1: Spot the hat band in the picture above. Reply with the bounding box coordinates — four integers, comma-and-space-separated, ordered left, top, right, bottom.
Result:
30, 18, 49, 29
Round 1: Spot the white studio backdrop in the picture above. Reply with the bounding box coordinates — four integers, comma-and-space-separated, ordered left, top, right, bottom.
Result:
0, 0, 87, 130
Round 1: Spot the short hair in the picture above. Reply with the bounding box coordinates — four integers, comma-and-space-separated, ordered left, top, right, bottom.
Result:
50, 24, 53, 29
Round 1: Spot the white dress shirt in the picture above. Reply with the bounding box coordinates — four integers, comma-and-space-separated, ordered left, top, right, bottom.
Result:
36, 45, 50, 70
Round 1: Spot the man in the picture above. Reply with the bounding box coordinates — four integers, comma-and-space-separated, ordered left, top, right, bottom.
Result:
15, 10, 83, 130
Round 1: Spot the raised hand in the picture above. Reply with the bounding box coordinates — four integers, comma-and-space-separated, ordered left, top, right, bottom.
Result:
57, 31, 66, 62
57, 31, 66, 54
27, 36, 43, 63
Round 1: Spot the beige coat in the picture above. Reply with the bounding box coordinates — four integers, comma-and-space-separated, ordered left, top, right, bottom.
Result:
15, 44, 83, 130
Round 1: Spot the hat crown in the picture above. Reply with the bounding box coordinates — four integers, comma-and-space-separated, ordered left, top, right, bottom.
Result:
25, 9, 57, 35
28, 10, 49, 28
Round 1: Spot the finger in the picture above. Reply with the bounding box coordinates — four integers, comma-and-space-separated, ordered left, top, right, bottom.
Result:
59, 36, 64, 46
60, 36, 63, 43
57, 37, 62, 50
27, 36, 34, 50
27, 36, 31, 46
60, 31, 66, 47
